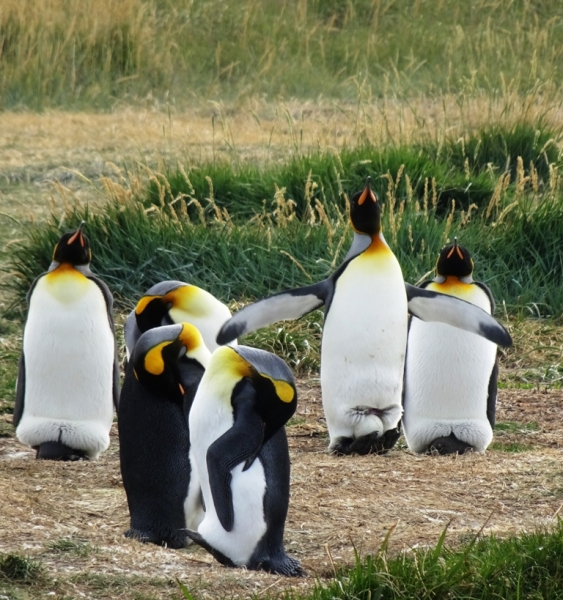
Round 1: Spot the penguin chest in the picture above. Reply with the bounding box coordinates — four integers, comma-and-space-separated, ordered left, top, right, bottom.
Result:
322, 249, 408, 403
405, 283, 497, 420
189, 391, 267, 565
23, 273, 114, 421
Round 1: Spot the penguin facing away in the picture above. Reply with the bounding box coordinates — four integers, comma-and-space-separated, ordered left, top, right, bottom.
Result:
187, 345, 303, 577
403, 240, 499, 455
124, 280, 235, 359
118, 322, 210, 548
217, 178, 512, 456
13, 223, 119, 460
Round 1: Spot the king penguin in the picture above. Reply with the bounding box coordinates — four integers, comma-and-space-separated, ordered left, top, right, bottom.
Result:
217, 178, 512, 456
13, 223, 119, 460
403, 240, 500, 454
124, 280, 235, 359
118, 322, 210, 548
187, 345, 303, 577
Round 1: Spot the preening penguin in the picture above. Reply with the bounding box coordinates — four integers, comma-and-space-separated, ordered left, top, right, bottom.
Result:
187, 345, 303, 577
13, 223, 119, 460
403, 240, 500, 454
118, 322, 210, 548
217, 178, 512, 456
124, 280, 234, 359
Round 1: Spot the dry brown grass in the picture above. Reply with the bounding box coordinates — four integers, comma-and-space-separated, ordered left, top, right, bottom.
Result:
1, 380, 562, 599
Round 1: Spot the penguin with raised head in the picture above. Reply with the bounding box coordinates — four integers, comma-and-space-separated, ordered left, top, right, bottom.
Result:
13, 223, 119, 460
217, 178, 512, 456
187, 345, 303, 577
118, 322, 211, 548
124, 280, 234, 359
403, 240, 500, 454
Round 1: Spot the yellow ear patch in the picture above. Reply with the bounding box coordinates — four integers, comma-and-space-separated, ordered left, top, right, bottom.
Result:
262, 375, 295, 403
135, 295, 160, 315
177, 322, 204, 352
144, 341, 173, 375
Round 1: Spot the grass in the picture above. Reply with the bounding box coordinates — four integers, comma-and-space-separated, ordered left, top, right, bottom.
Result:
2, 0, 563, 109
0, 554, 43, 584
278, 522, 563, 600
4, 119, 563, 320
46, 538, 96, 558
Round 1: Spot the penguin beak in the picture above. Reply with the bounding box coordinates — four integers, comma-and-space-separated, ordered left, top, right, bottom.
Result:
68, 221, 86, 247
358, 176, 376, 206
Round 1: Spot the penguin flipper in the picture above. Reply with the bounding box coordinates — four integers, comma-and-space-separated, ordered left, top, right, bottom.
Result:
405, 283, 512, 347
89, 275, 121, 408
13, 353, 26, 427
206, 380, 265, 532
216, 281, 330, 345
487, 360, 499, 428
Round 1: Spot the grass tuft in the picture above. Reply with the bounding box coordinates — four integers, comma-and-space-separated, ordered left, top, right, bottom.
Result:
0, 553, 43, 584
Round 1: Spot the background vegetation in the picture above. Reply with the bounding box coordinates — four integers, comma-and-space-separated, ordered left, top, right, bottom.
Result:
3, 1, 563, 598
2, 0, 563, 109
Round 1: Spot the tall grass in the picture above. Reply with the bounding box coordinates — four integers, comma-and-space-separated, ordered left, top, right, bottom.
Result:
2, 0, 563, 109
5, 121, 563, 320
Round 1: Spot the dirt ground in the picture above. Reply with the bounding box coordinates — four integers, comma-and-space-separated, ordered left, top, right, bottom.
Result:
1, 380, 562, 599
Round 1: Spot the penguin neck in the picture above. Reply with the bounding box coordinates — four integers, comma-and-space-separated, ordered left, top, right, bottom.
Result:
434, 274, 474, 284
344, 231, 388, 262
48, 261, 92, 277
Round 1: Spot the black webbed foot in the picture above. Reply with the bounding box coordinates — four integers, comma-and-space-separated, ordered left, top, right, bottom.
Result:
331, 427, 401, 456
427, 433, 474, 455
35, 441, 88, 461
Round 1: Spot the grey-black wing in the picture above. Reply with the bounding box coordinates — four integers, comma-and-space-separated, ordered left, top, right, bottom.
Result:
487, 360, 499, 428
89, 275, 120, 409
206, 379, 265, 532
405, 283, 512, 348
13, 354, 26, 427
216, 280, 331, 345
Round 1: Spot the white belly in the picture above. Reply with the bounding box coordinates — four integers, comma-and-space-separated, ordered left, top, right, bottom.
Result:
321, 250, 408, 444
403, 285, 497, 452
189, 379, 267, 565
16, 275, 115, 457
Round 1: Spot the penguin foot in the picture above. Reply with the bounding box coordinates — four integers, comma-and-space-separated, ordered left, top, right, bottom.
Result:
331, 427, 401, 456
125, 527, 187, 549
251, 554, 305, 577
427, 433, 474, 455
35, 441, 89, 461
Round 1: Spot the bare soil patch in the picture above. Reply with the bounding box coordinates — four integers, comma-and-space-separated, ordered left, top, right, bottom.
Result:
1, 381, 562, 599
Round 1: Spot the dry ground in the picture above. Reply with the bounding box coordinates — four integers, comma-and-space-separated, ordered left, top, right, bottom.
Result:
1, 103, 563, 599
1, 381, 562, 599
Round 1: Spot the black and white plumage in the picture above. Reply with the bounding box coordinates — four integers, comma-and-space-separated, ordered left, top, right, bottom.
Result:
403, 240, 500, 454
14, 223, 119, 460
187, 345, 303, 577
118, 322, 210, 548
217, 178, 512, 456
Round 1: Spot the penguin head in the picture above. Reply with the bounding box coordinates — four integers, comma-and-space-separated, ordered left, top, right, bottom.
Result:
207, 345, 297, 441
52, 222, 91, 265
436, 238, 474, 279
135, 280, 211, 333
131, 322, 210, 400
349, 177, 381, 236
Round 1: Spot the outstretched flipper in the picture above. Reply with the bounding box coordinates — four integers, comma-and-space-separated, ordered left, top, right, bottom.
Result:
216, 280, 330, 345
405, 283, 512, 347
206, 380, 265, 532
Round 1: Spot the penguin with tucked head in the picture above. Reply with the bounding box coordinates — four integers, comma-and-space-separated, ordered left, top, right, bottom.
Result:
217, 178, 512, 456
13, 223, 119, 460
187, 345, 303, 577
118, 322, 211, 548
403, 240, 500, 454
124, 280, 234, 359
